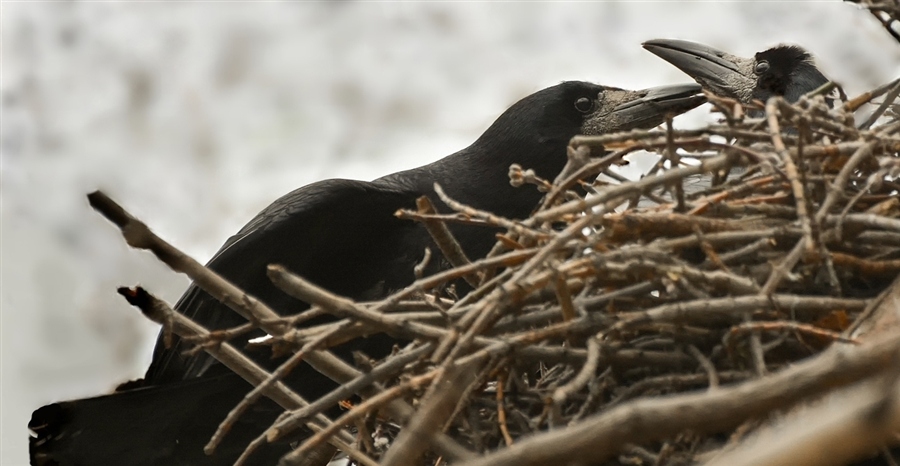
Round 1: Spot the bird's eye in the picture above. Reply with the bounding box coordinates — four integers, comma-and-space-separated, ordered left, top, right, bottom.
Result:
755, 61, 770, 75
574, 97, 594, 113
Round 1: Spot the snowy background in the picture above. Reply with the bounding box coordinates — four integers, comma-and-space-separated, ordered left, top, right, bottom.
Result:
2, 2, 898, 464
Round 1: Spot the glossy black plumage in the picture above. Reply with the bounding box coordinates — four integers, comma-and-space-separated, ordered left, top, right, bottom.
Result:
146, 81, 706, 384
31, 374, 288, 466
30, 80, 705, 466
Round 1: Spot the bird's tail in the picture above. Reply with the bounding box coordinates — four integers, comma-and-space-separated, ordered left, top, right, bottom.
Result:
29, 373, 290, 466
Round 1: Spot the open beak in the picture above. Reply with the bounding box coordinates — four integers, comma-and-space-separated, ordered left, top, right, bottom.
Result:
642, 39, 755, 101
609, 83, 706, 129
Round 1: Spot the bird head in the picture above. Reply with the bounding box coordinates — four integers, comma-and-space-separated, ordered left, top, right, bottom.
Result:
475, 80, 706, 152
641, 39, 830, 113
451, 80, 705, 194
580, 81, 708, 134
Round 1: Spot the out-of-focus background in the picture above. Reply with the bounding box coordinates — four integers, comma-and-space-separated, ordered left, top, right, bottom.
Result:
2, 2, 897, 464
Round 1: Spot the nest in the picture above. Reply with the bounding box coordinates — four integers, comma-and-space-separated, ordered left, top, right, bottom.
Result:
93, 16, 900, 466
367, 88, 900, 465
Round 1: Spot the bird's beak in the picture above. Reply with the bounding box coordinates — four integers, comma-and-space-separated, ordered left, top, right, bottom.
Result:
642, 39, 755, 101
608, 82, 706, 129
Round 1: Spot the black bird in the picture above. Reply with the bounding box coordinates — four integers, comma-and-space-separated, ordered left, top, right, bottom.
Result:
30, 80, 705, 466
645, 41, 900, 466
642, 39, 831, 115
639, 39, 832, 199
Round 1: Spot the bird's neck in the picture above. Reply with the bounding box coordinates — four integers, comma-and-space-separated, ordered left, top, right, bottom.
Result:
409, 133, 569, 220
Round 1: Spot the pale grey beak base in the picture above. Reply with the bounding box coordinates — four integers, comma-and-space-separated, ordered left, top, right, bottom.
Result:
610, 82, 706, 129
642, 39, 751, 97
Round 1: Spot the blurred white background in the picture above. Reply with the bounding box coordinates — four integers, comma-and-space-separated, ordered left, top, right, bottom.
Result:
2, 2, 898, 464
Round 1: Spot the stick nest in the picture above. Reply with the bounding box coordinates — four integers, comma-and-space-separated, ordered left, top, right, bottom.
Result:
350, 84, 900, 464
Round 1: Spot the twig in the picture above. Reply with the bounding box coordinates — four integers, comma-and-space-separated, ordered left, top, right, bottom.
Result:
114, 286, 365, 463
380, 360, 483, 466
404, 196, 480, 288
